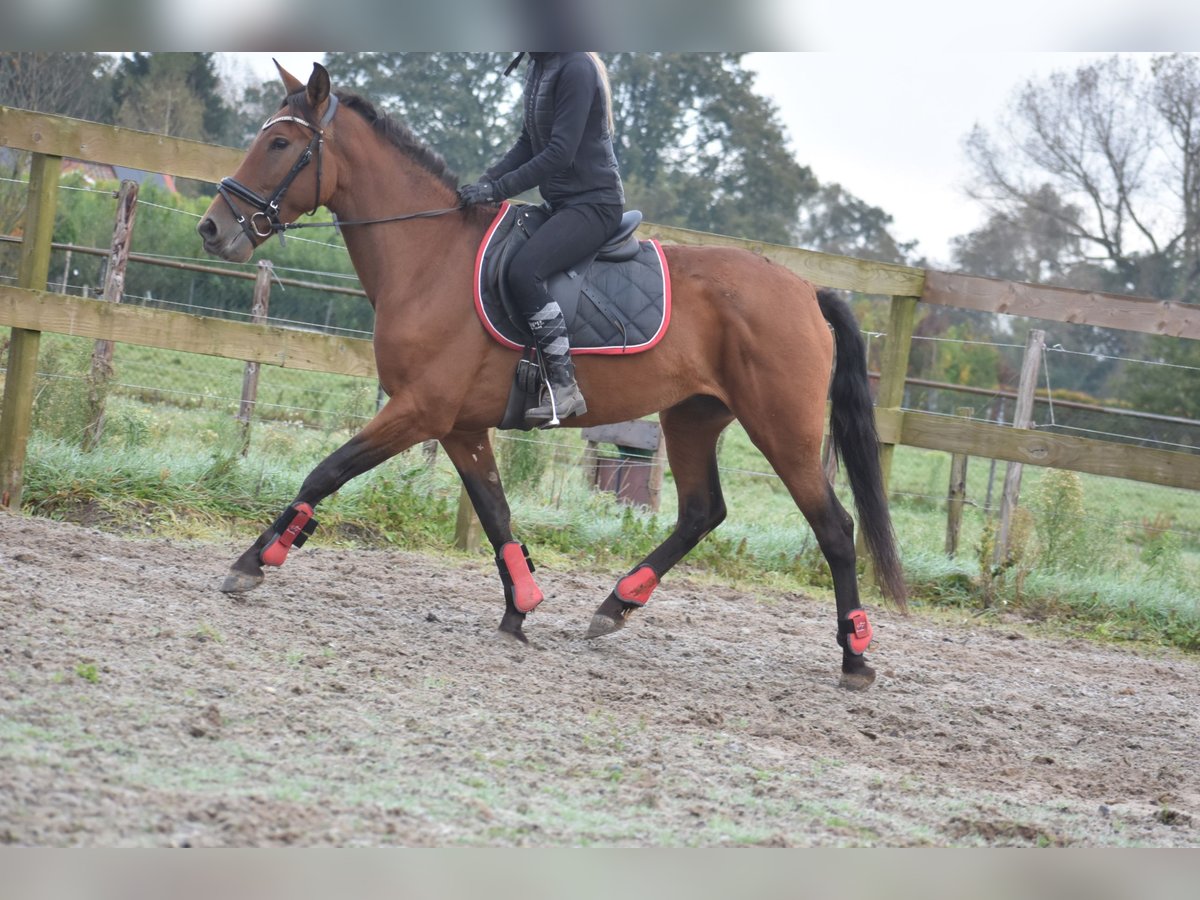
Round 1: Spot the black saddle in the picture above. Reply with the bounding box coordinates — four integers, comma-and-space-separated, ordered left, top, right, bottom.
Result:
472, 202, 670, 429
475, 204, 668, 352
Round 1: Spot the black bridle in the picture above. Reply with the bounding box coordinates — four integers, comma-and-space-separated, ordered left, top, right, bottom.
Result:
217, 95, 340, 247
217, 93, 461, 246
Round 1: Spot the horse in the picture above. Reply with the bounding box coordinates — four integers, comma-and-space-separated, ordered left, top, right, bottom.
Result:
197, 61, 906, 690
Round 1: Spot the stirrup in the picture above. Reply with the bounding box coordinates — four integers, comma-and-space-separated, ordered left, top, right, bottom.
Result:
525, 382, 587, 427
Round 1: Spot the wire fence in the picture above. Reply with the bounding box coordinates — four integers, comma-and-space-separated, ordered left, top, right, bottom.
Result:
4, 169, 1200, 558
898, 332, 1200, 455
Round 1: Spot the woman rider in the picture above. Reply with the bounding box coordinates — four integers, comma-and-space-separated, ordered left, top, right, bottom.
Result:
458, 52, 625, 425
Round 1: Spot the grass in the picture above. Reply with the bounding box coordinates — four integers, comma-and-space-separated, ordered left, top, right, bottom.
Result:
11, 340, 1200, 654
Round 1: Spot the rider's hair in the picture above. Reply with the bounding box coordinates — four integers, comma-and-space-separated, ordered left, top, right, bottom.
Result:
587, 52, 615, 135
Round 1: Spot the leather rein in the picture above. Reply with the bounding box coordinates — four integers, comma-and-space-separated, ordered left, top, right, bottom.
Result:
217, 94, 460, 246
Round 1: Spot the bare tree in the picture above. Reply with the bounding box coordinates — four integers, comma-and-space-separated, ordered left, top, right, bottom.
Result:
965, 54, 1200, 302
0, 53, 112, 235
0, 52, 111, 120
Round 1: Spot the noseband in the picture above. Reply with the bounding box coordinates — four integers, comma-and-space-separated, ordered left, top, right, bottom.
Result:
217, 94, 340, 246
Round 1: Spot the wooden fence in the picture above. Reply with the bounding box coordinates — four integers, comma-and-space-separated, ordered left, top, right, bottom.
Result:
2, 105, 1199, 525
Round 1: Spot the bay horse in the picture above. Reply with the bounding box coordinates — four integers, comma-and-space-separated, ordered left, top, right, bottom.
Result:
197, 62, 906, 689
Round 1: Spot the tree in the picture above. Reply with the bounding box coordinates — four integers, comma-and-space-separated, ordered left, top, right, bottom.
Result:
962, 53, 1200, 409
0, 52, 113, 120
951, 184, 1086, 285
606, 53, 817, 243
107, 53, 235, 146
323, 52, 519, 182
797, 182, 916, 264
965, 54, 1200, 303
323, 52, 830, 244
0, 53, 115, 236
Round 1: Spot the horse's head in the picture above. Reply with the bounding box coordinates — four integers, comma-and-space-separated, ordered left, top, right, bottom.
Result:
198, 61, 341, 263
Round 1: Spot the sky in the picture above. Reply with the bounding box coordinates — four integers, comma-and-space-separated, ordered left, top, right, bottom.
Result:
225, 51, 1123, 269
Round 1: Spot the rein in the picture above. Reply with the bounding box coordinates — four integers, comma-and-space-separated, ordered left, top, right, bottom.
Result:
280, 205, 464, 234
218, 94, 463, 246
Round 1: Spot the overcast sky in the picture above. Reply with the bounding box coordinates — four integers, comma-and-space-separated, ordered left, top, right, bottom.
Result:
227, 51, 1128, 269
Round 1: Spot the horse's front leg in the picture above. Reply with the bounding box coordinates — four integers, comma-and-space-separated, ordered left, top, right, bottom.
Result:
221, 398, 416, 592
440, 429, 543, 643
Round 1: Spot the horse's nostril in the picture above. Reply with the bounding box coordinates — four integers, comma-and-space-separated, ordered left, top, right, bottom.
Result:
197, 217, 217, 240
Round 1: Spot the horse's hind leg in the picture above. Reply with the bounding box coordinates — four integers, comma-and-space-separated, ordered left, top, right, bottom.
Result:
221, 398, 415, 592
587, 395, 734, 638
738, 416, 875, 690
440, 429, 539, 643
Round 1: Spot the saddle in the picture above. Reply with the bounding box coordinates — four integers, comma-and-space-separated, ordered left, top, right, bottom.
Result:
472, 203, 671, 429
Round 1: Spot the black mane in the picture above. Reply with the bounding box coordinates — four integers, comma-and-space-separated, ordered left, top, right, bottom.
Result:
285, 91, 460, 190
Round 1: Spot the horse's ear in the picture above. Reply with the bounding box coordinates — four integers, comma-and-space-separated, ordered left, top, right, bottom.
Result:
306, 63, 332, 116
274, 59, 305, 96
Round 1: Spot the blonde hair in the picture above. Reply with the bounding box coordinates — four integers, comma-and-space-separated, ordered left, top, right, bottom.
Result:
587, 52, 615, 134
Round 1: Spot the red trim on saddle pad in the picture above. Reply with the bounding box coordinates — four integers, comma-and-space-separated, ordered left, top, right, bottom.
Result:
473, 203, 517, 349
501, 541, 545, 613
471, 203, 671, 355
260, 502, 315, 568
615, 565, 659, 606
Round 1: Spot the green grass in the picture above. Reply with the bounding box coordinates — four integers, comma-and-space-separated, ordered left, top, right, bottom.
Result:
12, 340, 1200, 653
34, 332, 377, 428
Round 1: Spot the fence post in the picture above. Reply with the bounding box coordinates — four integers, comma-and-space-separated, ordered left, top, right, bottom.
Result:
944, 406, 973, 557
994, 329, 1045, 565
83, 179, 139, 452
236, 260, 273, 454
0, 153, 62, 511
874, 295, 919, 488
857, 294, 918, 569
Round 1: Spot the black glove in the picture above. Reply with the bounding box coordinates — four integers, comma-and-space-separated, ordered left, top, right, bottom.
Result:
457, 179, 500, 206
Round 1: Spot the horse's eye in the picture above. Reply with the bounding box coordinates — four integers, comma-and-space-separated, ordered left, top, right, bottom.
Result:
270, 136, 290, 150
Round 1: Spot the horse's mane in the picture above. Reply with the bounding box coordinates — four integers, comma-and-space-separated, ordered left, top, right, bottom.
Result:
285, 90, 460, 191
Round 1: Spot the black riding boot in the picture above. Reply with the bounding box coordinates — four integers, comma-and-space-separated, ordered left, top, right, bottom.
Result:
525, 301, 587, 425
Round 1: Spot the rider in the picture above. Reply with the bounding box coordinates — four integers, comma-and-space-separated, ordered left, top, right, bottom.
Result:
458, 52, 626, 424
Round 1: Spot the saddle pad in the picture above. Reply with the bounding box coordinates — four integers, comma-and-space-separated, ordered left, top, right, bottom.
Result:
473, 203, 671, 355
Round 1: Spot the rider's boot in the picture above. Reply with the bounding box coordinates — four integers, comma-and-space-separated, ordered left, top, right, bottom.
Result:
525, 301, 587, 426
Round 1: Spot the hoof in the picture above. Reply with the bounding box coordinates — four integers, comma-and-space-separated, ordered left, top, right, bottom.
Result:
496, 624, 529, 645
220, 571, 263, 593
838, 671, 875, 692
838, 662, 876, 692
586, 611, 625, 639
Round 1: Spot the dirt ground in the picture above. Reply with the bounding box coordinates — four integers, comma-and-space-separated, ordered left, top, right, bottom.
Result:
1, 511, 1197, 847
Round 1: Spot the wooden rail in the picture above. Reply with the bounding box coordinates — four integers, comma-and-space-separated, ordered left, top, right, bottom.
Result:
0, 106, 243, 184
0, 287, 377, 378
924, 269, 1200, 340
2, 105, 1198, 530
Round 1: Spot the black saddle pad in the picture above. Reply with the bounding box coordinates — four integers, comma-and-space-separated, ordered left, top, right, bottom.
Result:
473, 203, 670, 355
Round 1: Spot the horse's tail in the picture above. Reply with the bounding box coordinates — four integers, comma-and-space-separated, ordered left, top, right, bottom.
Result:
817, 288, 908, 609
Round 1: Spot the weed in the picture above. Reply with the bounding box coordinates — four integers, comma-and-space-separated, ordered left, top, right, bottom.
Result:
74, 663, 100, 684
193, 622, 224, 644
32, 338, 94, 444
500, 434, 548, 490
1030, 469, 1090, 573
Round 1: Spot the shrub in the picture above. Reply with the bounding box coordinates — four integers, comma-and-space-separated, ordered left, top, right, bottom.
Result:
1030, 469, 1090, 572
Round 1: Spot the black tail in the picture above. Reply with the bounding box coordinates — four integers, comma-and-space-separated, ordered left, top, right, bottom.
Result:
817, 288, 907, 608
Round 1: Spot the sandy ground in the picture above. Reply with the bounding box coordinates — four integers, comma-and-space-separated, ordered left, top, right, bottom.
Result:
1, 511, 1197, 846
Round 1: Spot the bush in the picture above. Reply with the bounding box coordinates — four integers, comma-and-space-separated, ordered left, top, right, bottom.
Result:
1030, 469, 1090, 572
32, 338, 94, 444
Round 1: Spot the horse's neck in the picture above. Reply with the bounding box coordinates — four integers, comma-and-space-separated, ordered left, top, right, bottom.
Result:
328, 155, 469, 306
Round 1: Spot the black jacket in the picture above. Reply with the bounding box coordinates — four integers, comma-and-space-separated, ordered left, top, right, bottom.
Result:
486, 52, 625, 209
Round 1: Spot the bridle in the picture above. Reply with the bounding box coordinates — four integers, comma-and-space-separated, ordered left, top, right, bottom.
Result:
217, 93, 461, 246
217, 94, 340, 246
